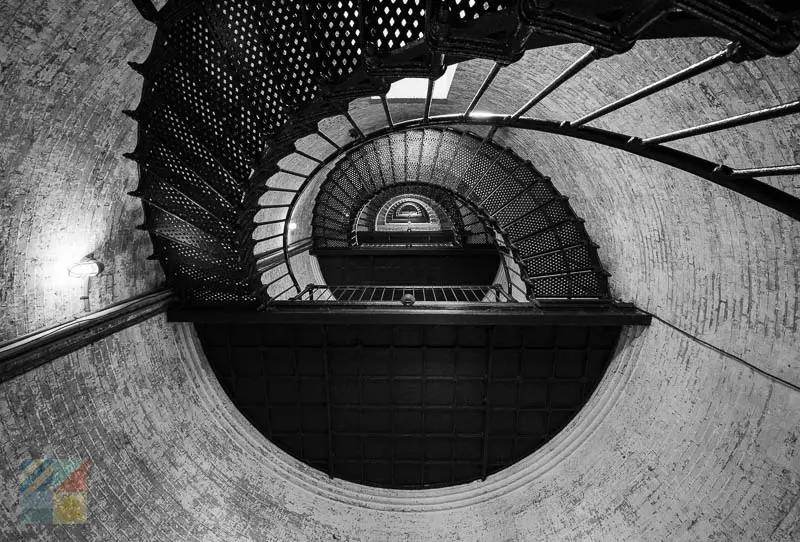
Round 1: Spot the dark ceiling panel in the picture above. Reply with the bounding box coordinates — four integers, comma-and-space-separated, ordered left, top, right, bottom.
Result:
197, 322, 621, 489
317, 250, 501, 286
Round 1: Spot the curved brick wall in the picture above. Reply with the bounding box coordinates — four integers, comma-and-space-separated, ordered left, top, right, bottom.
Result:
1, 3, 799, 540
0, 0, 163, 341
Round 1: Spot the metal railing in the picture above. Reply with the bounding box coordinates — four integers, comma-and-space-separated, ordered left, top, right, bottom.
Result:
289, 284, 516, 304
353, 231, 458, 245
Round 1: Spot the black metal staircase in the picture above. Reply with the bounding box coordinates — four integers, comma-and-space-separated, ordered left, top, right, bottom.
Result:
125, 0, 800, 309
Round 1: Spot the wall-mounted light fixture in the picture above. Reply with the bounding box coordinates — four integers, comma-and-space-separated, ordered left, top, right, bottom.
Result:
67, 255, 104, 278
288, 222, 297, 231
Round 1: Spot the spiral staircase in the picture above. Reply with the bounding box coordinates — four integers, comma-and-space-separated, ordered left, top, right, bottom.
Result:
124, 0, 800, 489
125, 0, 800, 311
307, 128, 609, 300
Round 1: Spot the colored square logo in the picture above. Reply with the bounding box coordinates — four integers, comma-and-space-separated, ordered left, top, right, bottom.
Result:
18, 459, 88, 525
18, 492, 52, 525
54, 492, 87, 524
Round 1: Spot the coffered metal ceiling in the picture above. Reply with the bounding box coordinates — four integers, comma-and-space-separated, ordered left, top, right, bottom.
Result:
197, 321, 622, 489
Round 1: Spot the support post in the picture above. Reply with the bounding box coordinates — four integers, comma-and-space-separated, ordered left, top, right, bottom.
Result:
279, 168, 308, 179
642, 99, 800, 146
728, 164, 800, 178
465, 62, 502, 116
344, 111, 366, 140
571, 43, 738, 127
481, 345, 493, 480
294, 149, 323, 164
322, 326, 335, 478
423, 77, 435, 122
511, 48, 598, 120
380, 95, 394, 129
316, 129, 342, 151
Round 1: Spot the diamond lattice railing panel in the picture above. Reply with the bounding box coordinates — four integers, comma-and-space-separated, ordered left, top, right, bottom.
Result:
169, 9, 283, 156
367, 0, 428, 54
261, 1, 320, 107
203, 0, 317, 110
306, 1, 363, 82
447, 0, 510, 22
148, 64, 254, 179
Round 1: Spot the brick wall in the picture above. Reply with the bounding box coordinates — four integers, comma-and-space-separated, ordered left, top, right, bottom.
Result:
0, 0, 163, 342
